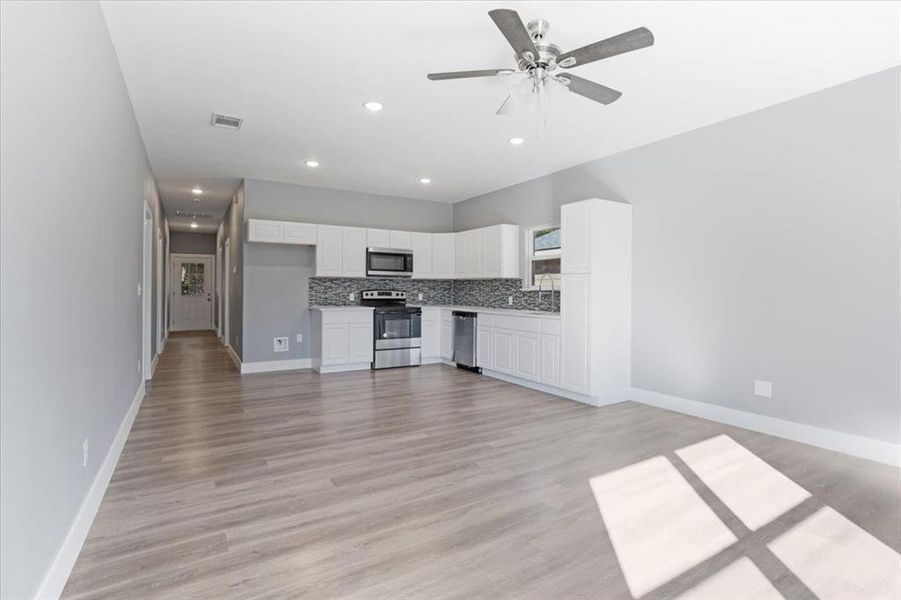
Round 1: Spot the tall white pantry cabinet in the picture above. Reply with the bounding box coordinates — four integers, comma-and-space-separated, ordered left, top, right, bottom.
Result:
559, 198, 632, 405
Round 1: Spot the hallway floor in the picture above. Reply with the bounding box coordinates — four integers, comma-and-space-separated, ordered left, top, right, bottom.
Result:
62, 332, 901, 599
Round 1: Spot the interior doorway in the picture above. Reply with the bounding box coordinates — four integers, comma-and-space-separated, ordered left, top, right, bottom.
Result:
170, 254, 215, 331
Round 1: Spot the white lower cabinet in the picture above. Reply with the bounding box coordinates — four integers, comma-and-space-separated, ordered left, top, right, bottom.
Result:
492, 328, 516, 373
311, 308, 373, 372
476, 313, 560, 389
539, 334, 560, 386
421, 307, 441, 360
515, 331, 540, 381
440, 310, 454, 360
477, 321, 492, 369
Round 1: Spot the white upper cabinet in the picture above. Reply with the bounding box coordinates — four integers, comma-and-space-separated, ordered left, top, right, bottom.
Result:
561, 201, 592, 274
367, 228, 390, 248
284, 222, 317, 245
411, 232, 432, 279
255, 219, 517, 280
482, 224, 519, 278
452, 225, 519, 279
432, 233, 456, 279
389, 230, 413, 250
315, 225, 343, 276
341, 227, 367, 277
247, 219, 284, 244
454, 232, 466, 278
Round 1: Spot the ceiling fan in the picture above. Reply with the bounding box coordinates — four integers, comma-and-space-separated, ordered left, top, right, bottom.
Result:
427, 9, 654, 118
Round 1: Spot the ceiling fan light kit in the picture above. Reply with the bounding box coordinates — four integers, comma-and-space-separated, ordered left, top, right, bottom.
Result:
427, 8, 654, 122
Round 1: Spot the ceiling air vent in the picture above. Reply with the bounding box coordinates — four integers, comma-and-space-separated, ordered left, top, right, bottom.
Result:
210, 112, 243, 130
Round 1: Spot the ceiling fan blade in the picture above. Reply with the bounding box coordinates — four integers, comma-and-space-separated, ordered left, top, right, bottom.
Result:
427, 69, 514, 80
557, 27, 654, 68
488, 9, 539, 63
557, 74, 622, 105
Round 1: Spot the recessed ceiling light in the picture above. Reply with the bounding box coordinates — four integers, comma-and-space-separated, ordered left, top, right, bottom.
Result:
191, 187, 203, 194
189, 221, 198, 229
363, 101, 384, 112
509, 137, 525, 145
419, 177, 431, 185
305, 160, 320, 168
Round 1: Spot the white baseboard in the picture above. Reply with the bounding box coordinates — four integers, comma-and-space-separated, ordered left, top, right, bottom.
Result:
35, 381, 146, 599
314, 362, 371, 374
480, 369, 614, 407
630, 387, 901, 467
241, 358, 312, 374
226, 345, 242, 371
150, 353, 159, 377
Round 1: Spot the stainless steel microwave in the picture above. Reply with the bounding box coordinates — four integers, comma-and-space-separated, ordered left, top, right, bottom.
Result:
366, 247, 413, 277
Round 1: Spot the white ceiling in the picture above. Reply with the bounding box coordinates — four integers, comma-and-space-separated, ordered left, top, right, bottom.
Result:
102, 1, 901, 204
158, 177, 241, 233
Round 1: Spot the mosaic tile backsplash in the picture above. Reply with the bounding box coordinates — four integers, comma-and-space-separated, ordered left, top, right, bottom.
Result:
309, 277, 453, 306
310, 277, 560, 312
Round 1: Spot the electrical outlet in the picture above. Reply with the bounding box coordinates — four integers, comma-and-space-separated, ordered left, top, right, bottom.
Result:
273, 337, 289, 352
348, 292, 355, 301
82, 439, 89, 467
508, 295, 514, 306
417, 293, 423, 301
137, 283, 142, 296
296, 334, 303, 343
232, 266, 237, 274
754, 380, 773, 398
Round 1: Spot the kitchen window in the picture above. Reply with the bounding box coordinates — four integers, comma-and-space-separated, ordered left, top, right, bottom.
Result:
525, 224, 561, 289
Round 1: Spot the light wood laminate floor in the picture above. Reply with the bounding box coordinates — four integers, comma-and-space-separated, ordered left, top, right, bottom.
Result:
63, 332, 900, 599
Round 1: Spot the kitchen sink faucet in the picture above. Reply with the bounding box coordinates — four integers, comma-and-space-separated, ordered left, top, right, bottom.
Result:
537, 273, 557, 313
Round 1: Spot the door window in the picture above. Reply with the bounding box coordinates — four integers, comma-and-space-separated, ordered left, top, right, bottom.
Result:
180, 262, 205, 296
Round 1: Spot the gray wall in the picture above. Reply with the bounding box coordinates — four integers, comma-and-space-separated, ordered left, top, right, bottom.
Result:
0, 2, 164, 597
455, 67, 901, 445
241, 179, 454, 363
221, 183, 245, 358
169, 231, 216, 255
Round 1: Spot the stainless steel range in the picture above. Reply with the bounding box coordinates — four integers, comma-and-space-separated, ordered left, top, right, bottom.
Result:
361, 290, 422, 369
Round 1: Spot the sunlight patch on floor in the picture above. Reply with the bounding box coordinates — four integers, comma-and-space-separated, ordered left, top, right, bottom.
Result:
675, 557, 783, 600
589, 455, 737, 598
768, 506, 901, 600
676, 434, 811, 531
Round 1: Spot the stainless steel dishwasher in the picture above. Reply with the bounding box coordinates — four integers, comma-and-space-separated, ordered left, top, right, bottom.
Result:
452, 311, 479, 371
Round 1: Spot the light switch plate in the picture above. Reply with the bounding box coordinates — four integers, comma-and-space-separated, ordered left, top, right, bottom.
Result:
754, 380, 773, 398
296, 334, 303, 343
418, 293, 423, 301
508, 296, 514, 306
348, 292, 355, 301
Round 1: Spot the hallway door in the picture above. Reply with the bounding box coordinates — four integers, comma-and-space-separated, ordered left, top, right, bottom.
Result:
170, 254, 214, 331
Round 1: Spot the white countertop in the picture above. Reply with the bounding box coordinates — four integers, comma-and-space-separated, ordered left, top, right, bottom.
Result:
310, 306, 374, 312
411, 304, 560, 318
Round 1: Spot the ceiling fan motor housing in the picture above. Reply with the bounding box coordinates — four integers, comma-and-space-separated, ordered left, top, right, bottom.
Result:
517, 19, 561, 71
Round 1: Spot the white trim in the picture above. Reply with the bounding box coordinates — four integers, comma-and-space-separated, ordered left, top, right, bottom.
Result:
35, 382, 146, 599
142, 204, 153, 380
630, 387, 901, 467
481, 368, 609, 407
169, 253, 215, 332
151, 353, 160, 377
241, 358, 312, 374
314, 362, 371, 374
522, 223, 561, 290
227, 345, 242, 371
